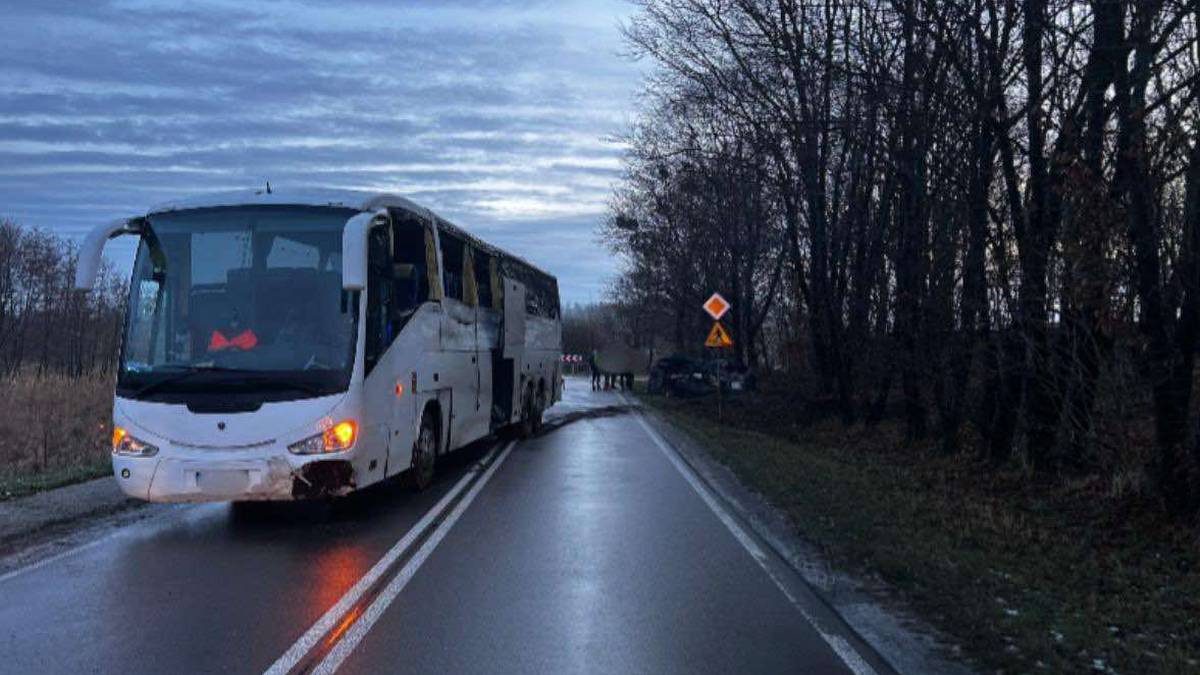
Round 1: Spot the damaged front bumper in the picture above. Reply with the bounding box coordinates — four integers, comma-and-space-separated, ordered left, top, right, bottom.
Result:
114, 450, 357, 503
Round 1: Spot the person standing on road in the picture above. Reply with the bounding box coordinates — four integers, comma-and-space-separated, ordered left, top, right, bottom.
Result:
589, 350, 601, 391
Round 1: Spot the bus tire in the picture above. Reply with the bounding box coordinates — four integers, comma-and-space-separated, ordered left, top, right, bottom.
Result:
516, 385, 535, 439
410, 408, 438, 491
531, 383, 545, 433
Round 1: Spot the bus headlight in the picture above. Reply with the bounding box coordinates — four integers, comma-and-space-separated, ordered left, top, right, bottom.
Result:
288, 420, 358, 455
111, 426, 159, 457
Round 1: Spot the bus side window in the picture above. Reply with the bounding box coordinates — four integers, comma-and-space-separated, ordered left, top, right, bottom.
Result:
548, 278, 560, 319
391, 217, 430, 313
474, 249, 493, 309
510, 262, 544, 316
439, 229, 466, 302
364, 225, 393, 375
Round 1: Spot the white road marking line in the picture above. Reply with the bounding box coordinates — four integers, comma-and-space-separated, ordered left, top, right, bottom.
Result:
0, 502, 216, 585
0, 532, 115, 585
617, 393, 877, 675
310, 441, 515, 675
264, 442, 511, 675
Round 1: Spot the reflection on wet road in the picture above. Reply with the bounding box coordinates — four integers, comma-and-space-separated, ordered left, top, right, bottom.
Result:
0, 378, 879, 675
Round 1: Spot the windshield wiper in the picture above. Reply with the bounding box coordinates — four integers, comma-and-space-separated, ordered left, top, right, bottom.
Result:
128, 365, 257, 399
252, 378, 329, 397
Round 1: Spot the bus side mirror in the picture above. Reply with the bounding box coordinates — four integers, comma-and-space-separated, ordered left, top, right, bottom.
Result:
342, 211, 387, 291
74, 218, 139, 290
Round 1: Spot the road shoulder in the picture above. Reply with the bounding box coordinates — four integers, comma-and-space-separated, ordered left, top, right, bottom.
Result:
0, 476, 153, 577
631, 398, 974, 675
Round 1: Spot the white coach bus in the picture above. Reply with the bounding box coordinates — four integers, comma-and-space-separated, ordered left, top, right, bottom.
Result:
74, 189, 562, 502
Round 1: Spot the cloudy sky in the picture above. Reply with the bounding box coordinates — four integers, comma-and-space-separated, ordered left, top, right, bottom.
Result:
0, 0, 642, 303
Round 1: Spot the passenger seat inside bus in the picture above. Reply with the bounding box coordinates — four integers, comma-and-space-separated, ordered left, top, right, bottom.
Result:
392, 263, 419, 315
226, 268, 342, 352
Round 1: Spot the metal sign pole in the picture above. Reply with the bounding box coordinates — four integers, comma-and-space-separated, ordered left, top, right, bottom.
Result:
716, 353, 722, 423
702, 293, 733, 427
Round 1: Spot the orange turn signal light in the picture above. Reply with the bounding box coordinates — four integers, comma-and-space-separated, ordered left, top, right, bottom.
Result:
323, 420, 357, 451
112, 425, 127, 449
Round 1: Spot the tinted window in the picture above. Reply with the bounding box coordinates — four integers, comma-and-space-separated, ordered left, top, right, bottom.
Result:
502, 259, 558, 318
391, 216, 430, 313
364, 225, 393, 375
116, 205, 359, 399
475, 248, 494, 309
440, 228, 466, 302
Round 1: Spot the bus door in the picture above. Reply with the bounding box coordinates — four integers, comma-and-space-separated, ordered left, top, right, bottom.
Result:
435, 227, 484, 447
496, 277, 526, 425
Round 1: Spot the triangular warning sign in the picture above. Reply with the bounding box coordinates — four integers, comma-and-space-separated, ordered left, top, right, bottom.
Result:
705, 321, 733, 348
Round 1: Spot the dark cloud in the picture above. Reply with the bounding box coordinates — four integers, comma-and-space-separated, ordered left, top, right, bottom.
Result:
0, 0, 638, 302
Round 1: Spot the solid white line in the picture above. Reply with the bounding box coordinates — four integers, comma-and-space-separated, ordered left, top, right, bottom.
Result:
0, 502, 218, 586
0, 532, 115, 585
310, 441, 515, 675
616, 393, 877, 675
263, 442, 510, 675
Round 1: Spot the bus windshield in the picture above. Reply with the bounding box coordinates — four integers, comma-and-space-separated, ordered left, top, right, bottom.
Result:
116, 205, 360, 401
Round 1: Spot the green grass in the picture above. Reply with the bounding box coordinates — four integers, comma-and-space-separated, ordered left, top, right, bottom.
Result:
643, 391, 1200, 674
0, 458, 112, 501
0, 372, 115, 502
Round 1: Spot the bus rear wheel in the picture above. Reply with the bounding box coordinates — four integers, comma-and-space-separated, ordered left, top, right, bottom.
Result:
411, 410, 438, 491
515, 386, 537, 439
531, 387, 545, 433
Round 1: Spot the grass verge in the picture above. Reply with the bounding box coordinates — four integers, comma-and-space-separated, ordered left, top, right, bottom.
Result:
0, 372, 114, 502
0, 459, 112, 501
643, 391, 1200, 674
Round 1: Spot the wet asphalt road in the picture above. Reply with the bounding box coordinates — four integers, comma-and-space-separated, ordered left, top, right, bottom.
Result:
0, 379, 872, 675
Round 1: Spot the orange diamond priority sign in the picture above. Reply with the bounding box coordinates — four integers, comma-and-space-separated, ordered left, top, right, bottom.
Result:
705, 321, 733, 348
703, 292, 730, 320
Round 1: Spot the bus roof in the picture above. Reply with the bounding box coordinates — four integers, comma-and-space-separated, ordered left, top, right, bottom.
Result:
147, 188, 429, 218
145, 188, 556, 282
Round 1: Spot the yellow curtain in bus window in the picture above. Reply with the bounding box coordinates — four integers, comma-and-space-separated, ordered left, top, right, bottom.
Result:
705, 321, 733, 348
424, 227, 443, 300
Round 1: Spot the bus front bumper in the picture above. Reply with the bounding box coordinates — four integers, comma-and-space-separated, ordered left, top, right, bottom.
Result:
113, 452, 356, 503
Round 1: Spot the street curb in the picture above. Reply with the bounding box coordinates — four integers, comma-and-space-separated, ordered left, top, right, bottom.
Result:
631, 397, 975, 675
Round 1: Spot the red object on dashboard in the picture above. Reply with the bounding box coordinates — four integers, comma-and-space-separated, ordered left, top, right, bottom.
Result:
208, 329, 258, 351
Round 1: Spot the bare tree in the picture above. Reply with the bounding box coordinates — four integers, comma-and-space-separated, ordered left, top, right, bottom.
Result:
608, 0, 1200, 516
